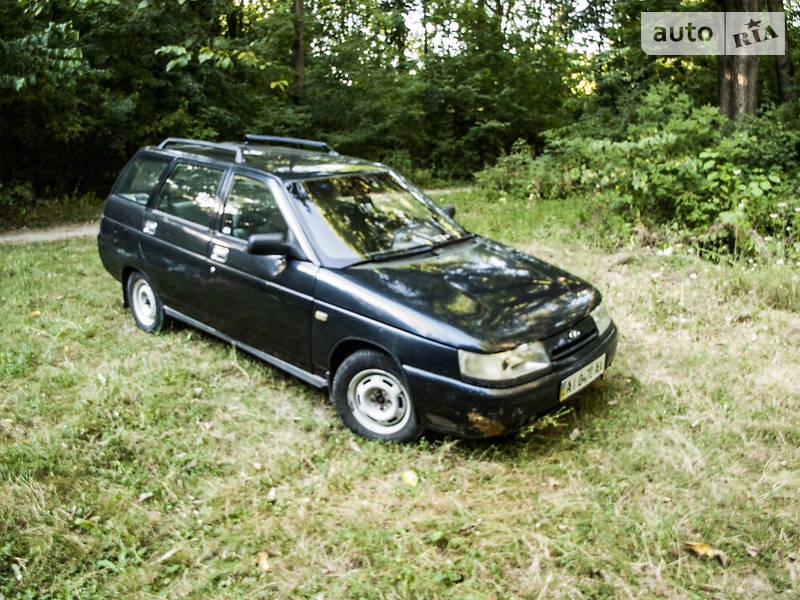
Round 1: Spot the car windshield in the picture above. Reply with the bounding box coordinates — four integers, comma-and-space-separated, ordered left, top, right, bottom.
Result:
287, 171, 468, 266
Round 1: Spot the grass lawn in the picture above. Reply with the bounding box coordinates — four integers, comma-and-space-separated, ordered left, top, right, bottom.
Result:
1, 193, 798, 599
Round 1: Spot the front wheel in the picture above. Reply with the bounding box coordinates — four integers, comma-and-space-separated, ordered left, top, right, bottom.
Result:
126, 271, 165, 333
332, 350, 422, 442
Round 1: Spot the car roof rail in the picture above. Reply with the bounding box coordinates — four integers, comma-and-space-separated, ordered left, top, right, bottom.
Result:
244, 134, 338, 155
157, 138, 244, 163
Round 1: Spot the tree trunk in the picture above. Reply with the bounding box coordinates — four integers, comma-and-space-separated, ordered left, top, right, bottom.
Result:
422, 0, 428, 56
718, 53, 760, 118
716, 0, 760, 119
768, 0, 794, 102
227, 6, 242, 39
293, 0, 305, 103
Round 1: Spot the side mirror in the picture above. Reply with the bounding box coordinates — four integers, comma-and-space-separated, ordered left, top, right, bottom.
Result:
247, 233, 292, 256
441, 203, 456, 218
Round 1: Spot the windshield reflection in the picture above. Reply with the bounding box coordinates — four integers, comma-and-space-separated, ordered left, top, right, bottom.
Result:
288, 172, 467, 266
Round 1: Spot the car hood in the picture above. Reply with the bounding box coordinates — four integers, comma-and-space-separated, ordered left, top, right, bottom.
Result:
315, 237, 600, 352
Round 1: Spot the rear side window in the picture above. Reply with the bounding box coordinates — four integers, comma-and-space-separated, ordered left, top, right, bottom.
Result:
156, 162, 224, 227
114, 155, 171, 205
221, 175, 288, 239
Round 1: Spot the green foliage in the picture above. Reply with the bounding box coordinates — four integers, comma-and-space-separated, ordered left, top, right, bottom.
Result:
475, 83, 800, 261
0, 182, 102, 230
0, 0, 576, 205
2, 0, 800, 239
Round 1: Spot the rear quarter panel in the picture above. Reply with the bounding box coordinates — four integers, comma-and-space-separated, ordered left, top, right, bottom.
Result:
98, 196, 147, 282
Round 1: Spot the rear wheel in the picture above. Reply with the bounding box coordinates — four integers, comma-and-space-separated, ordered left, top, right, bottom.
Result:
332, 350, 422, 442
127, 271, 165, 333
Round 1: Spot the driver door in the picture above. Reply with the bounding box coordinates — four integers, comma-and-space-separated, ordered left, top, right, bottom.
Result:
205, 174, 316, 370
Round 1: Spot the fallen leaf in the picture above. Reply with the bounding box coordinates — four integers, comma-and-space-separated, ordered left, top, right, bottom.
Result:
266, 487, 277, 502
97, 373, 107, 386
746, 546, 758, 558
257, 551, 270, 572
401, 470, 419, 488
685, 541, 730, 567
137, 492, 153, 503
569, 428, 580, 441
349, 439, 362, 453
29, 310, 41, 318
252, 462, 263, 471
193, 387, 203, 397
607, 399, 618, 406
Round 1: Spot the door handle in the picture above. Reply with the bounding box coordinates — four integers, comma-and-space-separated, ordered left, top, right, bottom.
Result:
211, 245, 229, 263
143, 220, 157, 235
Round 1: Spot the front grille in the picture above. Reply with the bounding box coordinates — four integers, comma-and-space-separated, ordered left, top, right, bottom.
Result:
544, 317, 598, 362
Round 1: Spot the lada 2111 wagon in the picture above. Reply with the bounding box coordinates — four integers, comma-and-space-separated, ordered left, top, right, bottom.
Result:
98, 135, 618, 441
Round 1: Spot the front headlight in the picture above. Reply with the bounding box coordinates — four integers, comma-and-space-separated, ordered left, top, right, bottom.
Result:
591, 301, 612, 336
458, 342, 550, 381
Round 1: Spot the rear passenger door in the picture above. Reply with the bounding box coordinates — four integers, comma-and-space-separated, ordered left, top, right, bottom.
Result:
99, 153, 172, 275
205, 174, 316, 370
140, 160, 226, 321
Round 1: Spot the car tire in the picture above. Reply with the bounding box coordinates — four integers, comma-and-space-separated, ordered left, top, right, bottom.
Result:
332, 350, 422, 442
127, 271, 165, 333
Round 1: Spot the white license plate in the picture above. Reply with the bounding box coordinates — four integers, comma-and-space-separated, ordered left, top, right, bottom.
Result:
560, 354, 606, 401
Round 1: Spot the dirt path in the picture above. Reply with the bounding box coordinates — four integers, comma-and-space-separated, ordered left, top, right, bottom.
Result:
0, 188, 472, 245
0, 222, 99, 244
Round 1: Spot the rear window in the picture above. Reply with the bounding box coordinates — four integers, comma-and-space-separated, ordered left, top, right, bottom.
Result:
114, 155, 171, 205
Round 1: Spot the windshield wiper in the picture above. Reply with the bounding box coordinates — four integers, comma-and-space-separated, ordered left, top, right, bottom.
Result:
346, 244, 437, 267
345, 234, 475, 268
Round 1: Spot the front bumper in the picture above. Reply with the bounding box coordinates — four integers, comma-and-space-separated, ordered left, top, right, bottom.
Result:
404, 325, 618, 438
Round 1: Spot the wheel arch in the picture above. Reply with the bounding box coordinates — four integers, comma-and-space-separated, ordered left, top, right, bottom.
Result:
327, 338, 403, 387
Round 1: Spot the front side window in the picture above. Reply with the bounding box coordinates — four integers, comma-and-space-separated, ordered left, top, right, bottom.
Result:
114, 155, 171, 205
156, 162, 223, 227
289, 172, 466, 265
221, 175, 287, 240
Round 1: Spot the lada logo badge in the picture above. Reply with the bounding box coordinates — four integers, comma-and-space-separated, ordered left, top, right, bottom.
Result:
568, 329, 581, 340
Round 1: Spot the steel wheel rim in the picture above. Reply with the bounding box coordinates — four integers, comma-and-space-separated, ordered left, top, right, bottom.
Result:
347, 368, 411, 435
131, 278, 156, 328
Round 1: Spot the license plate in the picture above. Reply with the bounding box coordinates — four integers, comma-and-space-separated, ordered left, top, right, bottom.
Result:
560, 354, 606, 401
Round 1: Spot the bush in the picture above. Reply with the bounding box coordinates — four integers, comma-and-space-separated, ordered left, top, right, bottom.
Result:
474, 83, 800, 261
0, 184, 103, 231
0, 182, 36, 214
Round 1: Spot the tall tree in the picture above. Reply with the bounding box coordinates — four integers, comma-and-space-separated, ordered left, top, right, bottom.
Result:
768, 0, 795, 102
716, 0, 760, 119
293, 0, 305, 102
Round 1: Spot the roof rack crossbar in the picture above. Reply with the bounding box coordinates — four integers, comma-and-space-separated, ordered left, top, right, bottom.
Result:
157, 138, 244, 163
244, 134, 337, 155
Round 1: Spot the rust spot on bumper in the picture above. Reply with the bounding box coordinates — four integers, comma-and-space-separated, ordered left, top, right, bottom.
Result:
468, 412, 505, 437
